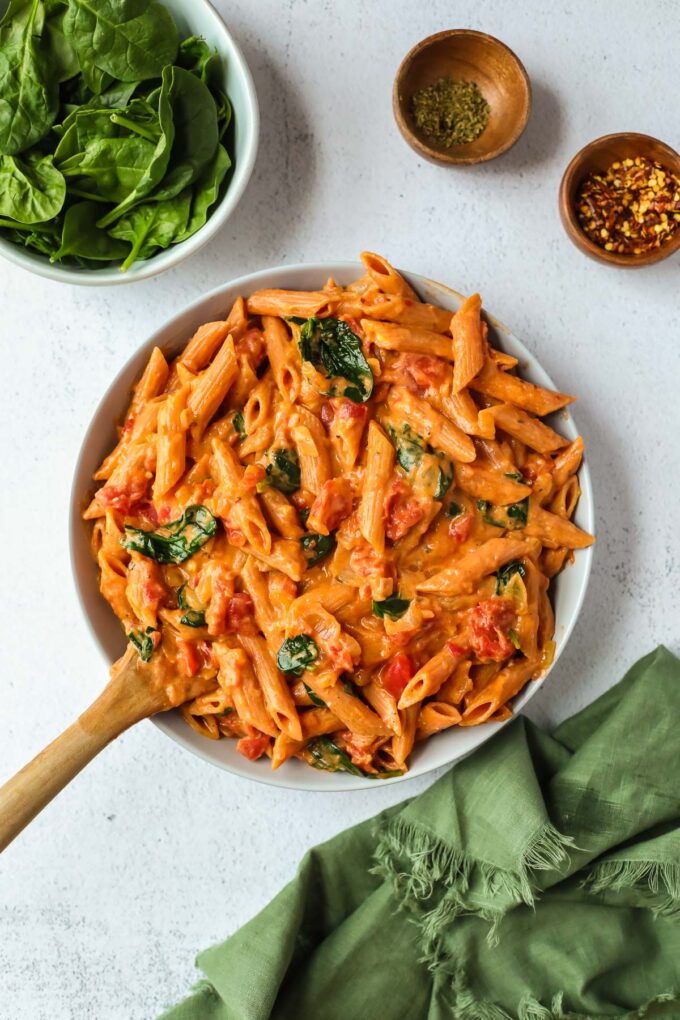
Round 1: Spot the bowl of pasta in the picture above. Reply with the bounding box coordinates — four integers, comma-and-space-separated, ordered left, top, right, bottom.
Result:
71, 253, 595, 790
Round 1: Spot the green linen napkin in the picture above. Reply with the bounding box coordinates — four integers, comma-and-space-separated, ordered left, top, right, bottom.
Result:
162, 647, 680, 1020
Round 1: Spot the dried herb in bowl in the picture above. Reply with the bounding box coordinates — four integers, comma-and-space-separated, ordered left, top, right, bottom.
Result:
0, 0, 233, 272
410, 78, 490, 148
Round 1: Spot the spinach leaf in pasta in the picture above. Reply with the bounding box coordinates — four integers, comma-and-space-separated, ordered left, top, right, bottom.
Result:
121, 505, 217, 564
259, 448, 300, 494
232, 409, 246, 439
477, 497, 529, 530
306, 737, 403, 779
128, 625, 157, 662
303, 683, 327, 708
276, 635, 318, 677
372, 594, 411, 620
176, 583, 206, 628
298, 316, 374, 403
300, 531, 336, 566
495, 560, 526, 595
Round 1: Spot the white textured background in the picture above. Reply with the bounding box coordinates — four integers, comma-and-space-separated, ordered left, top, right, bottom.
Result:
1, 1, 679, 1017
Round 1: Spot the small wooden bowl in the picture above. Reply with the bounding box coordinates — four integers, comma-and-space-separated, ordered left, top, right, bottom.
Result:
393, 30, 531, 166
559, 133, 680, 268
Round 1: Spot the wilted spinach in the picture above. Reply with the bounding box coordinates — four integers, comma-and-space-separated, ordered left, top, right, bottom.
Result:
307, 737, 403, 779
372, 594, 411, 620
128, 625, 157, 662
260, 448, 300, 494
300, 531, 336, 566
298, 316, 374, 403
495, 560, 526, 595
121, 505, 217, 564
276, 635, 318, 676
477, 497, 529, 530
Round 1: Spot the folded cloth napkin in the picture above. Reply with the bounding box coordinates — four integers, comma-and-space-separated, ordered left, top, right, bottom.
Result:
162, 647, 680, 1020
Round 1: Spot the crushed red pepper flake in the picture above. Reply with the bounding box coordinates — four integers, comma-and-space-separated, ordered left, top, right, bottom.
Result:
576, 156, 680, 256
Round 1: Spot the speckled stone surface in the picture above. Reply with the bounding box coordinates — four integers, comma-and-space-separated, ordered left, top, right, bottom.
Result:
1, 1, 679, 1017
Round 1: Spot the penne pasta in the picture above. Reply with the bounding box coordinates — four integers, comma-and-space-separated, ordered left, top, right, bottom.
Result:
85, 252, 592, 777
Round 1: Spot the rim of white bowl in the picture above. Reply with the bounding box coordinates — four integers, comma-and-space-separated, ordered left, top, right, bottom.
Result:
70, 262, 595, 790
0, 0, 259, 287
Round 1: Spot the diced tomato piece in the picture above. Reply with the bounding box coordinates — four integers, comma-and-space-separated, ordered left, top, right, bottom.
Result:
308, 478, 353, 533
390, 352, 449, 393
237, 735, 270, 760
235, 328, 266, 368
383, 477, 424, 541
449, 510, 473, 543
468, 597, 516, 662
176, 639, 201, 678
382, 653, 415, 699
136, 501, 159, 527
446, 641, 466, 658
242, 463, 266, 493
336, 398, 369, 421
338, 731, 374, 771
320, 401, 335, 427
99, 483, 145, 516
225, 592, 258, 635
157, 503, 174, 524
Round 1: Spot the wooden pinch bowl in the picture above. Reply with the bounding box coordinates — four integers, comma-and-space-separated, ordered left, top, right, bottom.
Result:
559, 132, 680, 268
393, 30, 531, 166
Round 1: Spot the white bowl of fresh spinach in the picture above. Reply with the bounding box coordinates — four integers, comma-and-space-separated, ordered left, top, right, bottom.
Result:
0, 0, 258, 284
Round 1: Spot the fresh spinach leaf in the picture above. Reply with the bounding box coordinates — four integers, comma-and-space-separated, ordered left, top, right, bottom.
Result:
141, 64, 218, 202
303, 682, 326, 708
232, 409, 246, 438
213, 89, 231, 140
109, 187, 191, 270
63, 0, 178, 83
495, 560, 526, 595
0, 0, 31, 25
51, 200, 128, 261
95, 80, 175, 225
121, 504, 217, 564
174, 142, 230, 243
0, 151, 65, 221
276, 634, 318, 676
299, 316, 373, 403
372, 594, 411, 620
43, 3, 80, 82
177, 34, 219, 86
307, 736, 404, 779
259, 448, 300, 494
0, 0, 58, 155
58, 134, 160, 202
128, 625, 157, 662
300, 531, 336, 566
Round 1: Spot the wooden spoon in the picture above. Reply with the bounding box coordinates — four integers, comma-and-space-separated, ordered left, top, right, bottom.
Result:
0, 646, 212, 853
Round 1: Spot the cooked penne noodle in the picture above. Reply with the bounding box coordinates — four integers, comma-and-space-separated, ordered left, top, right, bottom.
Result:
238, 634, 302, 741
387, 386, 476, 463
479, 403, 568, 454
470, 358, 575, 416
359, 421, 394, 554
85, 252, 592, 776
188, 336, 238, 440
361, 319, 453, 359
451, 294, 485, 394
417, 537, 542, 595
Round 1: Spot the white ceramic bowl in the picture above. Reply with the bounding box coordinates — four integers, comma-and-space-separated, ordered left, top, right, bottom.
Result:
0, 0, 258, 286
71, 263, 595, 789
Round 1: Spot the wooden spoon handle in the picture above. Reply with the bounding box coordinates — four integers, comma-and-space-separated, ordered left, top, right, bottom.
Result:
0, 654, 162, 853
